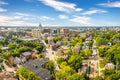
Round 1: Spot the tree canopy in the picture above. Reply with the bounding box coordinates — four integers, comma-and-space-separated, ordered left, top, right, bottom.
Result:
16, 67, 41, 80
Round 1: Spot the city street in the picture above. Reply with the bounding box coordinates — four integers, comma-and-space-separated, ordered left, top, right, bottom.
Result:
41, 39, 60, 71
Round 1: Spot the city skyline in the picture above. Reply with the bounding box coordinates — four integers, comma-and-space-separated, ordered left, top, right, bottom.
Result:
0, 0, 120, 26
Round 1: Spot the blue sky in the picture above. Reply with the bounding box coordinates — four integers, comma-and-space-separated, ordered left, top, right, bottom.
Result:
0, 0, 120, 26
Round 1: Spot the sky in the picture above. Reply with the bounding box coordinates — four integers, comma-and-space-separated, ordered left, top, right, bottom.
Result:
0, 0, 120, 26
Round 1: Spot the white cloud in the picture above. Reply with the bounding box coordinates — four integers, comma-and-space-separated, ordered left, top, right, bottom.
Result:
58, 15, 68, 19
0, 1, 8, 5
0, 8, 7, 12
70, 16, 92, 25
0, 13, 56, 26
14, 12, 31, 16
0, 15, 38, 26
75, 8, 83, 12
39, 0, 83, 13
99, 1, 120, 8
40, 16, 54, 21
82, 9, 107, 15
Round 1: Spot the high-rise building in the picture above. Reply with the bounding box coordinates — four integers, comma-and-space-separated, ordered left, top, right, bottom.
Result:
32, 23, 42, 38
60, 28, 69, 34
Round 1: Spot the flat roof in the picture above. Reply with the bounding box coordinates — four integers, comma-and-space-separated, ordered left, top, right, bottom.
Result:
19, 37, 38, 41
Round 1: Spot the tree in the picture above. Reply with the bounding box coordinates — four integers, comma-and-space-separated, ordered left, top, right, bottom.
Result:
45, 60, 54, 73
98, 46, 109, 57
84, 49, 92, 59
53, 36, 62, 43
16, 67, 40, 80
88, 41, 93, 47
94, 76, 103, 80
68, 73, 81, 80
37, 54, 44, 58
102, 69, 120, 80
56, 58, 65, 64
65, 49, 71, 55
8, 43, 17, 50
95, 37, 102, 46
0, 46, 2, 53
68, 54, 82, 71
55, 66, 75, 80
2, 52, 10, 59
36, 45, 43, 52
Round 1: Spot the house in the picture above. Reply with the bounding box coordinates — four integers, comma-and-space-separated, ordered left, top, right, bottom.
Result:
79, 62, 88, 75
99, 45, 107, 49
9, 56, 14, 65
105, 63, 115, 70
0, 71, 17, 80
19, 37, 38, 41
85, 36, 92, 42
0, 36, 4, 40
1, 47, 9, 52
14, 57, 21, 65
82, 43, 89, 50
56, 41, 62, 47
23, 58, 53, 80
108, 42, 112, 47
47, 36, 54, 45
49, 43, 56, 50
11, 56, 26, 65
73, 46, 80, 53
20, 51, 32, 60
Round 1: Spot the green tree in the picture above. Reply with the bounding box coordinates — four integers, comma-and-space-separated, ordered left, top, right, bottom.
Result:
68, 73, 81, 80
94, 76, 103, 80
8, 43, 17, 50
16, 67, 40, 80
98, 46, 109, 57
55, 66, 75, 80
36, 45, 43, 52
84, 49, 92, 59
56, 58, 65, 64
53, 36, 62, 43
45, 60, 54, 73
2, 52, 10, 59
0, 46, 2, 53
95, 37, 102, 46
68, 54, 82, 71
88, 41, 93, 47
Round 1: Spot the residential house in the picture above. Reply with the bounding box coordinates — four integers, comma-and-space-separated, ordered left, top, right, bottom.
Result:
79, 63, 88, 75
23, 58, 53, 80
73, 46, 80, 53
1, 47, 9, 52
0, 71, 17, 80
105, 63, 115, 70
20, 51, 32, 60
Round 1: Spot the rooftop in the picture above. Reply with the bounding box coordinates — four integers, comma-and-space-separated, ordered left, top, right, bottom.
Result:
23, 58, 52, 80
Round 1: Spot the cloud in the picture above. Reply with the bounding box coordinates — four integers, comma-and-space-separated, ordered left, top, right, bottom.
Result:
0, 12, 56, 26
82, 9, 107, 15
70, 16, 92, 25
58, 15, 68, 19
39, 0, 83, 13
40, 16, 54, 21
0, 1, 8, 5
0, 15, 58, 26
0, 8, 7, 12
75, 8, 83, 12
99, 1, 120, 8
0, 15, 38, 26
14, 12, 31, 16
